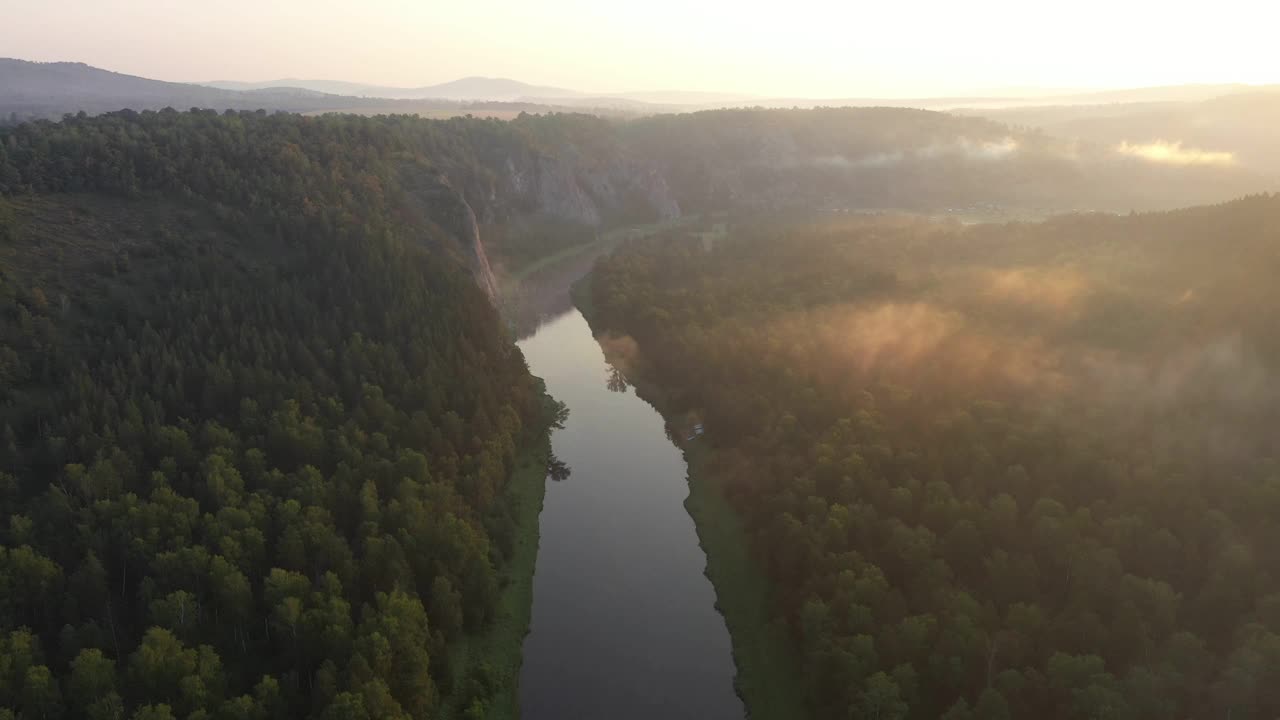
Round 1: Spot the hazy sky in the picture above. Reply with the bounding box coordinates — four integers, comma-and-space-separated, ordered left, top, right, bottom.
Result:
3, 0, 1276, 97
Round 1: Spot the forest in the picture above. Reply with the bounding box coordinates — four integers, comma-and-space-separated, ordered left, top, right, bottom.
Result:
0, 109, 564, 719
3, 102, 1279, 720
589, 198, 1280, 719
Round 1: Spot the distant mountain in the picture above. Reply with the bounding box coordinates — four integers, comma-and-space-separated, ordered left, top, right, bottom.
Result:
734, 95, 1022, 111
607, 90, 759, 105
709, 84, 1280, 114
202, 76, 580, 101
521, 95, 674, 112
201, 77, 766, 106
1051, 83, 1264, 105
691, 85, 1280, 113
10, 56, 1279, 138
0, 58, 380, 120
196, 73, 1280, 113
939, 84, 1280, 112
420, 76, 578, 100
201, 78, 413, 98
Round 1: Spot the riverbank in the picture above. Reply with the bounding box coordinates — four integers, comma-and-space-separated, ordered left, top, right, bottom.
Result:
572, 273, 807, 720
681, 443, 807, 720
441, 416, 552, 720
507, 219, 670, 283
498, 216, 701, 336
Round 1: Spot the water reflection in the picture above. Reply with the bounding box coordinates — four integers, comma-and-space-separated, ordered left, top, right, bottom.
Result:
548, 398, 570, 430
546, 453, 571, 482
506, 240, 622, 341
516, 310, 743, 720
606, 364, 631, 393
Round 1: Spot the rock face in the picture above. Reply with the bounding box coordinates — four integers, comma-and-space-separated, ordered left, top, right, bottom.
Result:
636, 167, 682, 222
495, 147, 681, 228
533, 155, 602, 225
403, 135, 681, 304
454, 195, 501, 302
401, 171, 501, 302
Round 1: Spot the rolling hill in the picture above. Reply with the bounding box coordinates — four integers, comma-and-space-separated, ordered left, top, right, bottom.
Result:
0, 58, 380, 120
202, 75, 579, 101
963, 89, 1280, 174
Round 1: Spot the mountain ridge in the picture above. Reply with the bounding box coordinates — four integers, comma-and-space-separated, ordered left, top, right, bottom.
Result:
201, 75, 580, 100
0, 57, 376, 118
9, 57, 1280, 123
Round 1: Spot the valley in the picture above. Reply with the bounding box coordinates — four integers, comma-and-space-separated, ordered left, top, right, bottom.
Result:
3, 69, 1280, 720
515, 308, 741, 720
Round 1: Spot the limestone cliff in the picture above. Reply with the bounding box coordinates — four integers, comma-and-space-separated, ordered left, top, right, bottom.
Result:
400, 170, 501, 302
400, 131, 681, 304
494, 146, 681, 228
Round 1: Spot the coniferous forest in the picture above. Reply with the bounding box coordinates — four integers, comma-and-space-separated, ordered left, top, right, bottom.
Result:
7, 0, 1280, 713
589, 200, 1280, 719
0, 110, 557, 719
3, 100, 1280, 720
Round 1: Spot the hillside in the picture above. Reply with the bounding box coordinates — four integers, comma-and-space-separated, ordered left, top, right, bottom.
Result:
202, 76, 579, 102
4, 58, 1274, 217
965, 90, 1280, 176
0, 59, 388, 121
621, 107, 1273, 213
0, 110, 559, 719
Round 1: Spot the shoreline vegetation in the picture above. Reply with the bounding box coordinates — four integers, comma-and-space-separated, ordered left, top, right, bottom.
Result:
495, 216, 702, 334
440, 439, 550, 720
512, 218, 705, 282
442, 388, 555, 720
572, 272, 808, 720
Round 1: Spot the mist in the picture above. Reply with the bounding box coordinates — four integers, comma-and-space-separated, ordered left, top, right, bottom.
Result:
7, 3, 1280, 719
1115, 140, 1237, 166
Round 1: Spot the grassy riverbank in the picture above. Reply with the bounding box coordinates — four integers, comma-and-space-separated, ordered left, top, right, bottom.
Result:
508, 217, 698, 282
682, 443, 807, 720
574, 271, 807, 720
567, 271, 594, 318
441, 428, 551, 720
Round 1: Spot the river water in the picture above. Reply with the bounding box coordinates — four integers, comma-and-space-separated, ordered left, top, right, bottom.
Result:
516, 306, 743, 719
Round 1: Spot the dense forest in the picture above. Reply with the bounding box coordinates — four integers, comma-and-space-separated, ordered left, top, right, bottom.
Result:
589, 198, 1280, 719
2, 101, 1277, 719
0, 110, 566, 718
7, 102, 1267, 229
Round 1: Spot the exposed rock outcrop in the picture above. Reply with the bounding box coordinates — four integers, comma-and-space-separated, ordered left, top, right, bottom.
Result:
495, 147, 681, 228
401, 169, 501, 302
533, 155, 602, 225
455, 194, 501, 302
401, 131, 681, 304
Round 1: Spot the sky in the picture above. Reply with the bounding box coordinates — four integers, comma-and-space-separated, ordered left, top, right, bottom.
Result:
2, 0, 1277, 97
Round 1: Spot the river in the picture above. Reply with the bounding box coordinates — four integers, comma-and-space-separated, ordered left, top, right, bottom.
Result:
515, 304, 744, 719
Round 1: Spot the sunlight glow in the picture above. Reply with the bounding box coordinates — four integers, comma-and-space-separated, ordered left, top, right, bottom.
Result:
1, 0, 1276, 96
1115, 141, 1237, 167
